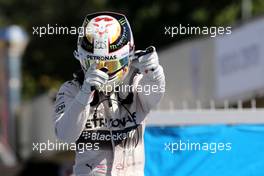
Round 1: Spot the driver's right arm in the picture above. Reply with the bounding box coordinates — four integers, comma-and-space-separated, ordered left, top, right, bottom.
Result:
53, 81, 94, 143
53, 64, 109, 143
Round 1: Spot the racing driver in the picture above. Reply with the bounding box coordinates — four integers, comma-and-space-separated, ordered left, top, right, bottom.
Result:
53, 12, 165, 176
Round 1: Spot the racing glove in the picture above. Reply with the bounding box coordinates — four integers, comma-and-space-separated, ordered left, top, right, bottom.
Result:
132, 46, 164, 81
76, 63, 109, 105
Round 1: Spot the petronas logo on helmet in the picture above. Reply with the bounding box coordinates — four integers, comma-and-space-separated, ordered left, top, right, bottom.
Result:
87, 55, 117, 60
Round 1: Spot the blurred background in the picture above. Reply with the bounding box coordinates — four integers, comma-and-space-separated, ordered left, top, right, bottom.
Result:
1, 0, 264, 175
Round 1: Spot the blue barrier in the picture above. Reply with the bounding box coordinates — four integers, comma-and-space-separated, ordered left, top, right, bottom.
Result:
144, 125, 264, 176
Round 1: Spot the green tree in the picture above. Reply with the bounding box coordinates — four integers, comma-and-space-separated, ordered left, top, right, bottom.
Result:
0, 0, 263, 99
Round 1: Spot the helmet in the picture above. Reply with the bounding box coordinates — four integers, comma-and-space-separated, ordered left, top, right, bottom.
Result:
74, 12, 135, 92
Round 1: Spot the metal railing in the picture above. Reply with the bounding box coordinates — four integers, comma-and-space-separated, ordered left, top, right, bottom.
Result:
147, 99, 264, 126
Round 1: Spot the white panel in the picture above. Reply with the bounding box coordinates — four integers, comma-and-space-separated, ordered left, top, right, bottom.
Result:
215, 18, 264, 100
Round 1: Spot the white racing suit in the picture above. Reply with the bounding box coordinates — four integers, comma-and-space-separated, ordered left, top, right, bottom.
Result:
53, 65, 165, 176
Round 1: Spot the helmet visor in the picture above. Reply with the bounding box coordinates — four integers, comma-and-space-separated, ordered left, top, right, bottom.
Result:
83, 55, 129, 75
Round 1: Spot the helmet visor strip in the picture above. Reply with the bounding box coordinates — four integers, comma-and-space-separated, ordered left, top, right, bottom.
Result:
84, 55, 129, 74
